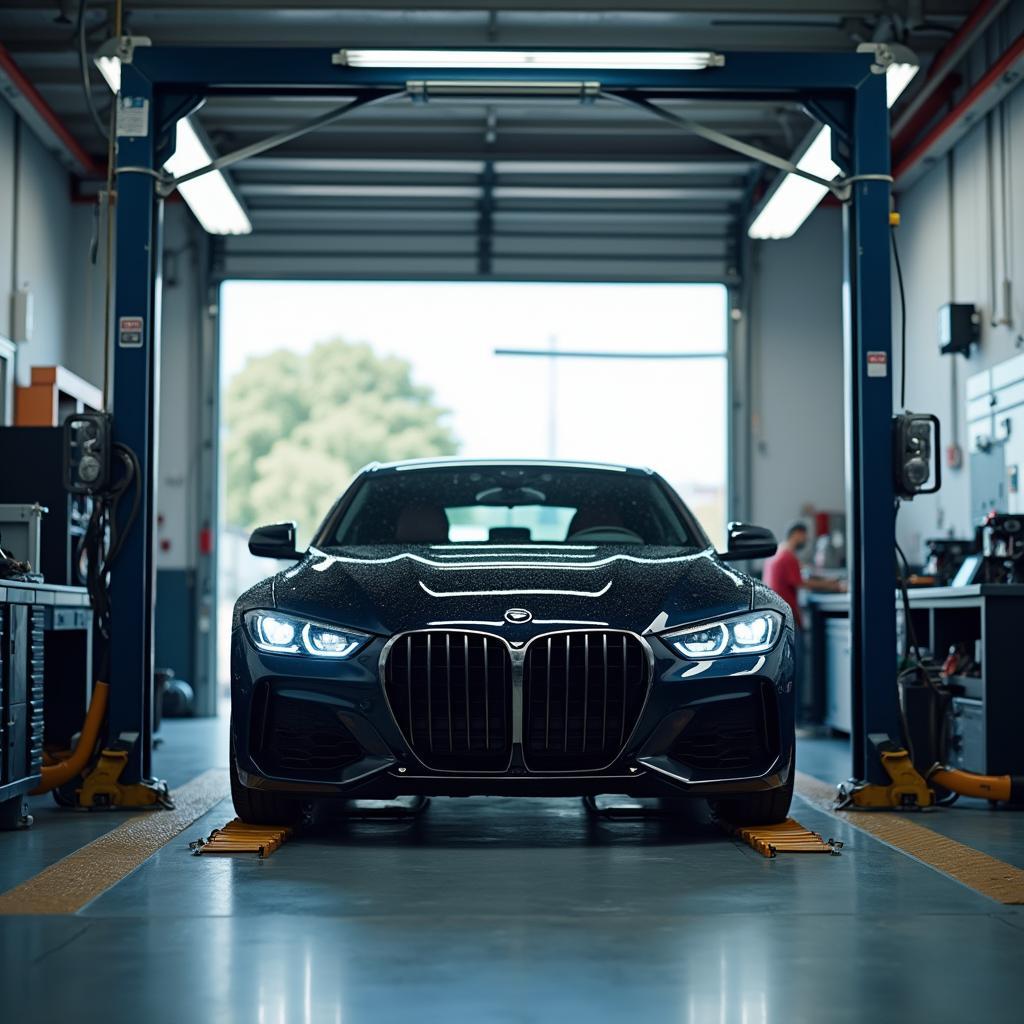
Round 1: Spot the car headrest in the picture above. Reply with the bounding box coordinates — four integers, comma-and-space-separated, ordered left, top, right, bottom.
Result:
395, 503, 450, 543
567, 507, 625, 537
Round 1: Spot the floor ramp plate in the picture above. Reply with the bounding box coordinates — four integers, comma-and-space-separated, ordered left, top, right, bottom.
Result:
190, 819, 293, 859
725, 817, 843, 858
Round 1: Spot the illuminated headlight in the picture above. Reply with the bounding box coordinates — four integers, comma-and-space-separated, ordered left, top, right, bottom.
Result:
663, 611, 782, 659
245, 611, 368, 659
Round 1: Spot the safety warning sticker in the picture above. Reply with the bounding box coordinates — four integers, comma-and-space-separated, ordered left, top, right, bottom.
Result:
119, 316, 144, 348
866, 351, 888, 378
116, 96, 150, 138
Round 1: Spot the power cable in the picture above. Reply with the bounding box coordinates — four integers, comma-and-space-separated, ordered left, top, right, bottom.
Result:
891, 224, 907, 411
76, 0, 108, 140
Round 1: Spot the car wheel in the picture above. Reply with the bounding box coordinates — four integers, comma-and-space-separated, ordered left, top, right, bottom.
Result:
709, 760, 795, 826
229, 736, 302, 826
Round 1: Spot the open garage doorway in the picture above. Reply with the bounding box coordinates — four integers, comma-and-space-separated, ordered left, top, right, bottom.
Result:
216, 279, 729, 694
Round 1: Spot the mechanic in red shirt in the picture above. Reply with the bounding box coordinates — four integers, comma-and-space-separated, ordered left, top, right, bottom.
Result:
763, 522, 845, 630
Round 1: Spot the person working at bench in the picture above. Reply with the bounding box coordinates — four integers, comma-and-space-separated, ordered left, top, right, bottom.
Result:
764, 522, 845, 665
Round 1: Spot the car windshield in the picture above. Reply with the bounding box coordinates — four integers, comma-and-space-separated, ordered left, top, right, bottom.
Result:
321, 465, 699, 547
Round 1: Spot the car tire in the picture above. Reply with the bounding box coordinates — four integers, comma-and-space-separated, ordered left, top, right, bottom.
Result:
709, 759, 795, 826
229, 737, 302, 826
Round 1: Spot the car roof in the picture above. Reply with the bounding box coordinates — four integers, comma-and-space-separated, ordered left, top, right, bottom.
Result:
362, 457, 654, 476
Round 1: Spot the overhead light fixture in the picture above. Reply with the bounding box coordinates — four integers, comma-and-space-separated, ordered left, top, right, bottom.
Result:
94, 38, 248, 235
749, 49, 919, 240
747, 127, 840, 240
163, 118, 252, 235
93, 35, 151, 94
886, 62, 919, 106
94, 53, 121, 93
335, 49, 724, 70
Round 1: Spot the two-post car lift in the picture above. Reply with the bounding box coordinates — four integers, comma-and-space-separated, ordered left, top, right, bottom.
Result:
107, 46, 901, 786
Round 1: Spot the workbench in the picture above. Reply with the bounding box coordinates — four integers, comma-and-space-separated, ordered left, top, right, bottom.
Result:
0, 581, 91, 828
805, 585, 1024, 774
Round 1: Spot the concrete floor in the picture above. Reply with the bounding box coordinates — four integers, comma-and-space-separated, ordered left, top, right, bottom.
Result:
2, 721, 1023, 1023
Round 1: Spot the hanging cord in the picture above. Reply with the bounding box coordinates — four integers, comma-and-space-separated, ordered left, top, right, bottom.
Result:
76, 0, 108, 139
891, 223, 908, 411
76, 443, 142, 656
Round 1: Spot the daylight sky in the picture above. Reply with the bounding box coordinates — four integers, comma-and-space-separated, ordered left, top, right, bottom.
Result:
219, 281, 728, 495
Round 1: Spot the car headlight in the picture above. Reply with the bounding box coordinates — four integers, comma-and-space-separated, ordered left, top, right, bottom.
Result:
245, 611, 369, 659
663, 610, 782, 659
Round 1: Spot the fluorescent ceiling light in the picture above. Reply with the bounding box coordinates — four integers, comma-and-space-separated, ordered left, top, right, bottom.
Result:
748, 59, 918, 240
93, 48, 249, 235
94, 54, 121, 93
747, 127, 840, 240
337, 49, 723, 70
164, 118, 252, 235
887, 62, 919, 106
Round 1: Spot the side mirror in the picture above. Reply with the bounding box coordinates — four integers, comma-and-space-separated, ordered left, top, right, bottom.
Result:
720, 521, 777, 562
248, 522, 302, 561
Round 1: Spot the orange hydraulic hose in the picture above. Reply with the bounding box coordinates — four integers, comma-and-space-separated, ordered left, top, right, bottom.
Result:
30, 681, 109, 795
929, 766, 1023, 803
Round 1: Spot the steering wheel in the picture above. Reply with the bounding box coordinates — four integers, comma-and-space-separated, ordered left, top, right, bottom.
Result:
567, 525, 645, 543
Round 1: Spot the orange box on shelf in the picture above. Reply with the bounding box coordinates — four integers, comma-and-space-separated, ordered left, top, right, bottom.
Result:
15, 365, 103, 427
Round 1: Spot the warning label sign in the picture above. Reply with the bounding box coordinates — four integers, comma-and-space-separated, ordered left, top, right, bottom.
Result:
116, 96, 150, 138
118, 316, 144, 348
866, 351, 888, 378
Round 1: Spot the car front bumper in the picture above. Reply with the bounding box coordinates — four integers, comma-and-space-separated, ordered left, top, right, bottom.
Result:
230, 624, 796, 802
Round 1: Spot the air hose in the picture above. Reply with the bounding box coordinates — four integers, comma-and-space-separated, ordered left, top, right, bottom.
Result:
928, 766, 1024, 804
30, 682, 109, 794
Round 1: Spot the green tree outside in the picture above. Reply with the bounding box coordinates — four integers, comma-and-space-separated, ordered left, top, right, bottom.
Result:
224, 339, 458, 542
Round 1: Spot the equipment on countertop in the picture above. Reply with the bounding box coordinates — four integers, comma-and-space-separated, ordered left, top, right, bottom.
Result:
922, 537, 977, 586
977, 513, 1024, 584
0, 428, 92, 586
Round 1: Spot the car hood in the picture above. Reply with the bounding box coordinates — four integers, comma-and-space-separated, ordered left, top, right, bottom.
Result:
267, 544, 755, 637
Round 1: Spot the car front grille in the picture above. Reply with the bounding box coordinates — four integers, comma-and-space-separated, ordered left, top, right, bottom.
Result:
383, 631, 513, 771
522, 631, 649, 771
669, 681, 778, 775
254, 691, 364, 776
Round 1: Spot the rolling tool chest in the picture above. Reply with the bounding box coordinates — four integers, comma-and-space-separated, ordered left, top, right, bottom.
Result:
0, 582, 91, 829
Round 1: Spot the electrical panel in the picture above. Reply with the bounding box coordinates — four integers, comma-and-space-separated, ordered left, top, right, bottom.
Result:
939, 303, 979, 356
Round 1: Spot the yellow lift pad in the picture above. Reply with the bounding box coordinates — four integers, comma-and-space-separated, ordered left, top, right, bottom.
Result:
724, 818, 843, 858
189, 819, 293, 859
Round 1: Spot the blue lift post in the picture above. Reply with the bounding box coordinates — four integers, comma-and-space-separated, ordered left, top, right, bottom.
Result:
110, 48, 900, 784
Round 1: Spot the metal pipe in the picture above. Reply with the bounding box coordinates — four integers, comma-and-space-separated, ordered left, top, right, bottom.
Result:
893, 30, 1024, 184
0, 41, 103, 178
892, 0, 1012, 137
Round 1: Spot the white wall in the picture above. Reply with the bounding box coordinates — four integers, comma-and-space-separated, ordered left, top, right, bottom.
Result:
747, 207, 846, 538
155, 203, 208, 573
893, 81, 1024, 561
0, 98, 80, 387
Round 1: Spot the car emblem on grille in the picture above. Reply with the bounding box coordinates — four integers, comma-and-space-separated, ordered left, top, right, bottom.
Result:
505, 608, 532, 624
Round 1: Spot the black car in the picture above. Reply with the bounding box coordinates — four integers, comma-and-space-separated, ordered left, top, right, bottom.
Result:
230, 459, 795, 826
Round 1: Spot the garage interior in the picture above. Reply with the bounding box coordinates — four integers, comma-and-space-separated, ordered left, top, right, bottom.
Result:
2, 1, 1024, 1020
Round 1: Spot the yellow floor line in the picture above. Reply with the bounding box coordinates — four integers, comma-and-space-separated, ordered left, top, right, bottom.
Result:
0, 769, 230, 916
795, 771, 1024, 905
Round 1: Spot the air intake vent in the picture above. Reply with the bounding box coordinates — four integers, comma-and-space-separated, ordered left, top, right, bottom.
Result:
256, 692, 364, 776
669, 682, 778, 776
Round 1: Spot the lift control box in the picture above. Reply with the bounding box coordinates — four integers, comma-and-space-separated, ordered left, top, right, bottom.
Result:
64, 412, 113, 495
